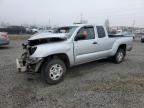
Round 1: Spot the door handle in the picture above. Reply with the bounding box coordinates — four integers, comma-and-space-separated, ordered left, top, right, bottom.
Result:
92, 41, 98, 44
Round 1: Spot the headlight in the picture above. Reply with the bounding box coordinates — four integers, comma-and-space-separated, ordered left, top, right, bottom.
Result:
28, 58, 42, 64
29, 47, 37, 55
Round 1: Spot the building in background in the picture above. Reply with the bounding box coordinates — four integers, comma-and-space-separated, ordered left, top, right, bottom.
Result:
104, 19, 110, 33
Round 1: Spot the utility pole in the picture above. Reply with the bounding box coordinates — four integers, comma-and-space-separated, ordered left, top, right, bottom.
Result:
132, 20, 135, 33
80, 13, 83, 23
49, 17, 51, 27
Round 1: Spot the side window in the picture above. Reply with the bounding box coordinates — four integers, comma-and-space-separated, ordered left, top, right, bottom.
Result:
96, 26, 106, 38
76, 26, 95, 40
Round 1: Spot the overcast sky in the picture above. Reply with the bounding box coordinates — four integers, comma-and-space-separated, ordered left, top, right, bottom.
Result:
0, 0, 144, 27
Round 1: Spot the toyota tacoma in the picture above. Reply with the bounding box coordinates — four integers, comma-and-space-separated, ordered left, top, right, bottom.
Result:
16, 24, 133, 84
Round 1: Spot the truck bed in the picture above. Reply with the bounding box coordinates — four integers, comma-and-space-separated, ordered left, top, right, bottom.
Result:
109, 34, 124, 38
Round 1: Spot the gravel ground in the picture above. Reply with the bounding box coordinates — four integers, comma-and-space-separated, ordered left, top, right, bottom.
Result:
0, 39, 144, 108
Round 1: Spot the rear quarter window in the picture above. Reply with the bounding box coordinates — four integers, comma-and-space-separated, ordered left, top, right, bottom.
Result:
96, 26, 106, 38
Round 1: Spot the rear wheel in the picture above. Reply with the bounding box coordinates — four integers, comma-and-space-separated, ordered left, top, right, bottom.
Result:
113, 48, 125, 63
41, 58, 66, 85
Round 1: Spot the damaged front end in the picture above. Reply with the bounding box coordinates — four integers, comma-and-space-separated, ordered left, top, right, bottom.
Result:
16, 34, 66, 73
16, 42, 43, 73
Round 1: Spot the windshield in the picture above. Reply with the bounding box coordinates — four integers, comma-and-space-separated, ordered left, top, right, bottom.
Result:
53, 26, 78, 38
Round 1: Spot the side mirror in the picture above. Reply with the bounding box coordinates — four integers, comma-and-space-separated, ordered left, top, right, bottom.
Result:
75, 34, 86, 41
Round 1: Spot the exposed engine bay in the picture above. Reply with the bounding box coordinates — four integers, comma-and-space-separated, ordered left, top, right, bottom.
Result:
28, 37, 65, 46
18, 37, 66, 73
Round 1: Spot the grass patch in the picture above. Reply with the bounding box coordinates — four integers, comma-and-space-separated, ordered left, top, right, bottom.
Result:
84, 79, 144, 93
9, 34, 31, 40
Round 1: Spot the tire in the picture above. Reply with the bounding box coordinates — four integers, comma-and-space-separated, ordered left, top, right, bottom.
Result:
41, 58, 66, 85
113, 48, 125, 64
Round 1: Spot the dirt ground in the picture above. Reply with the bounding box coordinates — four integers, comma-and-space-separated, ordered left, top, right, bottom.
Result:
0, 37, 144, 108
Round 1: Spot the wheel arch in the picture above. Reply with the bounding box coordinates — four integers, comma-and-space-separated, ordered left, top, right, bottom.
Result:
42, 53, 70, 69
117, 44, 126, 56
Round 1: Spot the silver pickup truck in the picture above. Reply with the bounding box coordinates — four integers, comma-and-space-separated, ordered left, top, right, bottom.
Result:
16, 24, 133, 84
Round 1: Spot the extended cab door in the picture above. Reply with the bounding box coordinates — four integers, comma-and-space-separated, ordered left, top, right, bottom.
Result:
74, 26, 98, 65
95, 26, 115, 56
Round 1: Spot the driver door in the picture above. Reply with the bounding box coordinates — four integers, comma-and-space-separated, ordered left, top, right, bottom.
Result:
74, 26, 98, 65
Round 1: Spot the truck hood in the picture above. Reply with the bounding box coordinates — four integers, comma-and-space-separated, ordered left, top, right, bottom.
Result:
28, 32, 67, 41
27, 33, 67, 46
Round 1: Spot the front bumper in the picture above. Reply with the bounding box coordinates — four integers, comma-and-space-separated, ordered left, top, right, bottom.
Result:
16, 57, 43, 73
16, 59, 27, 72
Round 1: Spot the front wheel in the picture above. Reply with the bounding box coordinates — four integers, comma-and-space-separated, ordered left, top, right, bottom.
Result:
113, 49, 125, 64
41, 58, 66, 85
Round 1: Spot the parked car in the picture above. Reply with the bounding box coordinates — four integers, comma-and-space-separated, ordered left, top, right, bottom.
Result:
16, 24, 133, 84
0, 26, 26, 34
141, 36, 144, 43
116, 31, 135, 40
0, 32, 10, 46
31, 28, 38, 34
